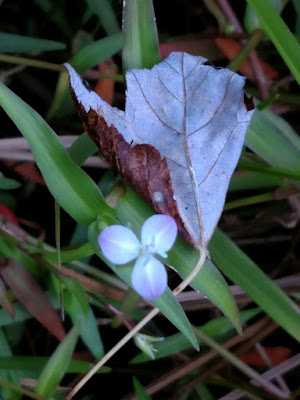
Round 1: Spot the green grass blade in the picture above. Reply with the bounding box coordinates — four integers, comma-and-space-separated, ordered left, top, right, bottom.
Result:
0, 173, 21, 190
0, 356, 110, 374
209, 229, 300, 342
0, 83, 114, 225
292, 0, 300, 34
63, 287, 104, 359
70, 32, 122, 73
246, 0, 300, 85
85, 0, 120, 35
68, 132, 98, 166
245, 109, 300, 171
0, 329, 21, 400
133, 377, 151, 400
35, 324, 80, 398
47, 33, 122, 120
0, 33, 66, 53
229, 171, 283, 192
122, 0, 160, 73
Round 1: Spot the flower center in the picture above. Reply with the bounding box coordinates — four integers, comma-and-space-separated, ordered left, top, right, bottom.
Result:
139, 235, 156, 258
139, 245, 149, 257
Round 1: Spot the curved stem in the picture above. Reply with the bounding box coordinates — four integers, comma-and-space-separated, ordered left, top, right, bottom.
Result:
66, 246, 207, 400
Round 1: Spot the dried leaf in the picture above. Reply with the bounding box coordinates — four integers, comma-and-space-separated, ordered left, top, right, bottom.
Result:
0, 260, 66, 341
0, 270, 14, 318
65, 52, 254, 247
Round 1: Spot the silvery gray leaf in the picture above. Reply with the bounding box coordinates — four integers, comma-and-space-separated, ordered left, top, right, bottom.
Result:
65, 52, 254, 247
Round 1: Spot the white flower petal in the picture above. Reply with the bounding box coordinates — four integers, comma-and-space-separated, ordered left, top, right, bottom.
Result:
131, 256, 167, 300
98, 225, 140, 264
141, 215, 177, 257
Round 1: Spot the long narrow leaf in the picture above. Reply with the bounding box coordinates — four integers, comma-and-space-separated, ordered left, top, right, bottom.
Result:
35, 324, 80, 398
64, 287, 104, 359
209, 229, 300, 342
122, 0, 160, 72
246, 0, 300, 85
0, 356, 110, 374
246, 109, 300, 171
0, 33, 66, 53
85, 0, 120, 35
0, 83, 114, 225
70, 32, 122, 73
0, 329, 21, 400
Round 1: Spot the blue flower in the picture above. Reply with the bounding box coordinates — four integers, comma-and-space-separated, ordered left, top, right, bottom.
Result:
98, 215, 177, 300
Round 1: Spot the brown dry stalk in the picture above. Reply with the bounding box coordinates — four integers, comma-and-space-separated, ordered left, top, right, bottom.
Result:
216, 0, 269, 99
122, 316, 272, 399
219, 354, 300, 400
52, 264, 124, 301
173, 319, 279, 398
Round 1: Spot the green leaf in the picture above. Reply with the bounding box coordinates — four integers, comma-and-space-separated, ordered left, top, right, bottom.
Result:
0, 355, 110, 374
64, 289, 104, 359
209, 229, 300, 342
70, 32, 122, 73
292, 0, 300, 35
0, 302, 31, 327
61, 276, 89, 317
88, 220, 199, 351
44, 242, 94, 264
85, 0, 120, 35
116, 186, 241, 332
122, 0, 160, 72
244, 0, 283, 33
229, 171, 283, 192
0, 33, 66, 53
0, 82, 114, 225
35, 324, 80, 398
246, 109, 300, 171
0, 329, 21, 400
246, 0, 300, 85
47, 33, 122, 120
68, 132, 98, 166
133, 377, 151, 400
0, 173, 20, 190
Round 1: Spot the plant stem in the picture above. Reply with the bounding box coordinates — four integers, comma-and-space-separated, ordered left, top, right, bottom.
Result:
0, 54, 65, 71
224, 191, 274, 210
227, 29, 265, 72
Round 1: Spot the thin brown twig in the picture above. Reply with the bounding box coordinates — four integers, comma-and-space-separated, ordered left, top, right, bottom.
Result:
255, 343, 290, 395
174, 319, 279, 398
216, 0, 270, 99
0, 136, 109, 168
122, 317, 272, 399
219, 354, 300, 400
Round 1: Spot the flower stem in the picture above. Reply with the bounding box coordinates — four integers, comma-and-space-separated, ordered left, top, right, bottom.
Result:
65, 247, 207, 399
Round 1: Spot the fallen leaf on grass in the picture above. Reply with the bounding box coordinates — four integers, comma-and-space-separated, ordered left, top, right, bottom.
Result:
65, 52, 254, 247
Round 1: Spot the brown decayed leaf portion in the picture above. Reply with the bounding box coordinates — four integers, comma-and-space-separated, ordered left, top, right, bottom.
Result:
76, 102, 192, 244
0, 259, 66, 341
244, 93, 255, 112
